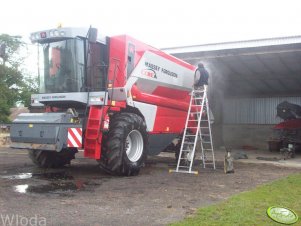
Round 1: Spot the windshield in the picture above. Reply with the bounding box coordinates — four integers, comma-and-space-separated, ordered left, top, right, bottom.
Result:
39, 39, 84, 93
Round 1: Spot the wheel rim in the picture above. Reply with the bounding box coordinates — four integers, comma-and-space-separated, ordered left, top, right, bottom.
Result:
125, 130, 144, 162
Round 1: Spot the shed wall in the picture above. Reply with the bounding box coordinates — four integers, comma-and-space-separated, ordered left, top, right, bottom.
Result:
223, 96, 301, 124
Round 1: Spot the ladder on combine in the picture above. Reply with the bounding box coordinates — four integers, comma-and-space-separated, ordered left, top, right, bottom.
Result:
171, 86, 215, 174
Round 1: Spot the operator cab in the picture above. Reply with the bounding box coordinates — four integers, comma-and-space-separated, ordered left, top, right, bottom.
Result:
30, 27, 109, 108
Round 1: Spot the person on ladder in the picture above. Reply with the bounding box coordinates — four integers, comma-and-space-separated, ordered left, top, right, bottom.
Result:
194, 63, 210, 164
194, 63, 209, 108
194, 63, 209, 89
171, 63, 215, 173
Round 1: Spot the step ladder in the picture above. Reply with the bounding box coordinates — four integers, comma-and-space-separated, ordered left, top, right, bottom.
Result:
84, 106, 104, 159
171, 86, 215, 174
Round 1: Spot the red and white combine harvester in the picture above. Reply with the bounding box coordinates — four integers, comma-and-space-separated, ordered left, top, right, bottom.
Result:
10, 27, 199, 176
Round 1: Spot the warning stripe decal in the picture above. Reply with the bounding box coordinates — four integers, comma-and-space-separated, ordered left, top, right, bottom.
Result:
67, 128, 82, 147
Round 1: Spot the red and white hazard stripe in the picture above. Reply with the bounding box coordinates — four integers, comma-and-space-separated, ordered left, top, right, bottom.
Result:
67, 128, 82, 148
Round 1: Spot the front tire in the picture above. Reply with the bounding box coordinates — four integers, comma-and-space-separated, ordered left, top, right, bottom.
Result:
28, 148, 77, 168
99, 113, 148, 176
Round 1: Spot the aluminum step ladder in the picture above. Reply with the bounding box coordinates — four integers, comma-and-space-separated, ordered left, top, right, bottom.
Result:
170, 86, 215, 174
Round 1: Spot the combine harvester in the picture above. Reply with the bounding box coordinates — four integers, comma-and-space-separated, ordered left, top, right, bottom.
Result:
10, 26, 212, 175
268, 101, 301, 158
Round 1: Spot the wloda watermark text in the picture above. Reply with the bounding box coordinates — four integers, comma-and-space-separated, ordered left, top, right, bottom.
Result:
1, 214, 46, 226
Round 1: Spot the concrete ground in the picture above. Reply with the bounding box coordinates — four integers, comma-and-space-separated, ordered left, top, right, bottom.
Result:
230, 148, 301, 168
0, 144, 300, 226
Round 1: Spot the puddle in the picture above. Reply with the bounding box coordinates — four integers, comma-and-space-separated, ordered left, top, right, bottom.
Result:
1, 171, 73, 180
14, 180, 99, 195
2, 173, 32, 180
34, 171, 74, 180
7, 171, 104, 195
28, 182, 80, 194
15, 184, 29, 193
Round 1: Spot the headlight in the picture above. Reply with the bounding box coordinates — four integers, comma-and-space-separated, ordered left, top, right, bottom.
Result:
89, 96, 105, 104
89, 97, 100, 102
31, 98, 40, 104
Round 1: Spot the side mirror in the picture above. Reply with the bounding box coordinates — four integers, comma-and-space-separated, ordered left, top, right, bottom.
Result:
88, 28, 98, 43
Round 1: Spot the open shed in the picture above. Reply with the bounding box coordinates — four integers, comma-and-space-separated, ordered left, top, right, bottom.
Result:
163, 36, 301, 149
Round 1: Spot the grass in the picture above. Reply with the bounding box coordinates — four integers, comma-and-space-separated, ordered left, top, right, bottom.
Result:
171, 173, 301, 226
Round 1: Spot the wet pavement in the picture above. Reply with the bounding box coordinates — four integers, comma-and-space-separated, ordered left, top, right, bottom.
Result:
3, 171, 100, 196
0, 147, 300, 226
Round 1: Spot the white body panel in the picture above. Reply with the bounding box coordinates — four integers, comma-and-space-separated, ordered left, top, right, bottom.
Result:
130, 51, 195, 93
132, 101, 157, 131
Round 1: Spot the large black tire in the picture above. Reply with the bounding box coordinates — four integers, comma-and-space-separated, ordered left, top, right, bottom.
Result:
99, 113, 148, 176
28, 148, 77, 168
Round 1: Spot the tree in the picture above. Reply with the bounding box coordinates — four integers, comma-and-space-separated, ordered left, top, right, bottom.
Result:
19, 76, 39, 107
0, 34, 38, 122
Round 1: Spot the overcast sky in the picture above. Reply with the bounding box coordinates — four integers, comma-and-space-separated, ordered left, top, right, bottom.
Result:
1, 0, 300, 48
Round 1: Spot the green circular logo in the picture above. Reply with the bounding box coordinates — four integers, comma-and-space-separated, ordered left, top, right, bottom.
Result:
267, 206, 299, 225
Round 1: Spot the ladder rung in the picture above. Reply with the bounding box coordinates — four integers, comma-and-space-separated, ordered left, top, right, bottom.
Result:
202, 141, 212, 144
184, 135, 197, 138
200, 127, 209, 129
184, 141, 196, 144
170, 169, 198, 174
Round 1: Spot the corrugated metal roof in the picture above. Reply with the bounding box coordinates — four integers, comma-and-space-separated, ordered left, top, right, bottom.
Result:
163, 36, 301, 97
163, 36, 301, 54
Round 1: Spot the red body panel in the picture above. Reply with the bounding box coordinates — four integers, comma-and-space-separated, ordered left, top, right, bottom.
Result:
274, 119, 301, 130
153, 106, 187, 133
86, 35, 197, 159
148, 49, 195, 71
108, 35, 195, 87
152, 86, 191, 101
131, 85, 189, 112
108, 35, 156, 88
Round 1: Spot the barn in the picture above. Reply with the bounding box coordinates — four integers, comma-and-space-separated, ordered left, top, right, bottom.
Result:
163, 36, 301, 150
